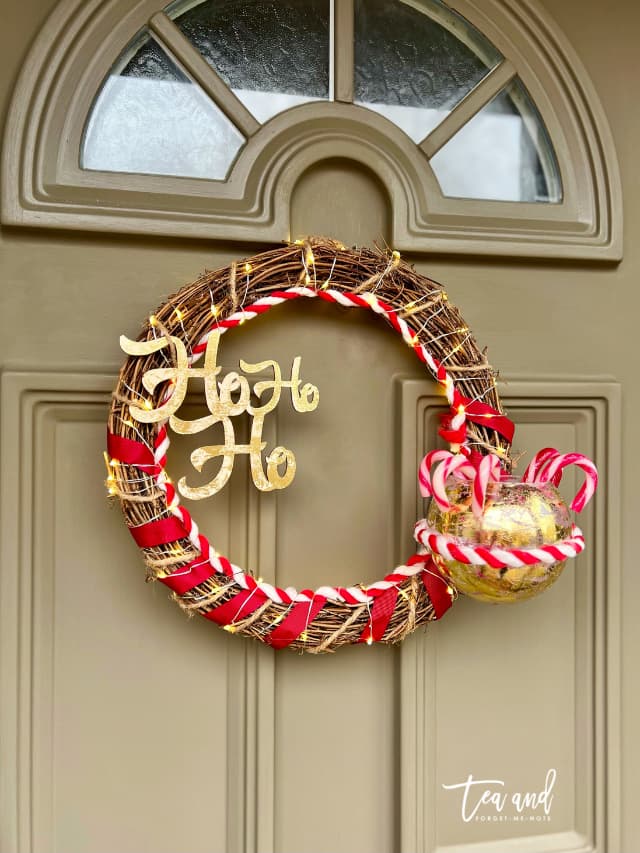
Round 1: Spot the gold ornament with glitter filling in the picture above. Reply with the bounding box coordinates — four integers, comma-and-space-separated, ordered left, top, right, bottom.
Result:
120, 330, 319, 499
427, 479, 572, 603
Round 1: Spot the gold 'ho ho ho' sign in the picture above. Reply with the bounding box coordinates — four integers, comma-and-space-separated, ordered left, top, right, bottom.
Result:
120, 330, 319, 500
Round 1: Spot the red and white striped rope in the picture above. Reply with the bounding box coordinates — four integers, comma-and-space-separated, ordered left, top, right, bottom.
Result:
414, 519, 586, 570
140, 285, 461, 605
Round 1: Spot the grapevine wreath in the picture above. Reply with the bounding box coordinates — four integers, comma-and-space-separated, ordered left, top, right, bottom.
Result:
106, 238, 597, 653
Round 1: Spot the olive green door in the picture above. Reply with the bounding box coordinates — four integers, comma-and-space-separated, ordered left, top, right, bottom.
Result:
0, 2, 635, 852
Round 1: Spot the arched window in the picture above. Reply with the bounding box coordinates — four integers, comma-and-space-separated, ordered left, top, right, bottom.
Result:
1, 0, 621, 259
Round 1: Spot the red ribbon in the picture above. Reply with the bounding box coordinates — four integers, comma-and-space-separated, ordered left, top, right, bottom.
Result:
107, 430, 157, 471
359, 586, 399, 644
266, 595, 327, 650
405, 554, 454, 620
205, 588, 268, 626
439, 396, 514, 446
159, 558, 215, 594
421, 566, 454, 619
128, 516, 188, 548
108, 429, 457, 642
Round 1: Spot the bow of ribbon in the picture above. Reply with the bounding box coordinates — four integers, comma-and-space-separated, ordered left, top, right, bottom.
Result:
419, 447, 597, 518
439, 394, 515, 450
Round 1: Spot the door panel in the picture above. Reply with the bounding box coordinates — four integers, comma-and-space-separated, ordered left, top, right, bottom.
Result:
2, 378, 240, 853
397, 379, 619, 852
290, 159, 390, 248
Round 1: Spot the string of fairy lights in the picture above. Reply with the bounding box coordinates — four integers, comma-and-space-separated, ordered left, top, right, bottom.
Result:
105, 241, 511, 649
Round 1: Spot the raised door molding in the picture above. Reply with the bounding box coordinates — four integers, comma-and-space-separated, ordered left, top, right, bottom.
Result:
0, 0, 622, 260
0, 371, 277, 853
396, 377, 621, 853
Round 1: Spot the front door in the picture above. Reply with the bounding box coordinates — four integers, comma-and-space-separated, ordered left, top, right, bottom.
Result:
0, 1, 628, 852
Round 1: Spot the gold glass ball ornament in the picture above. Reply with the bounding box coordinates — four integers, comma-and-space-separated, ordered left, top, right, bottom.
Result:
426, 479, 572, 604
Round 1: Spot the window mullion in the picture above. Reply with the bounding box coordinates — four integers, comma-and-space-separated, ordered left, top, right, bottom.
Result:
148, 11, 260, 138
332, 0, 354, 103
420, 59, 516, 159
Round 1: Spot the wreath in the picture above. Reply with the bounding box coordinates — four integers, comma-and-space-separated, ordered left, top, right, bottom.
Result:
106, 238, 597, 653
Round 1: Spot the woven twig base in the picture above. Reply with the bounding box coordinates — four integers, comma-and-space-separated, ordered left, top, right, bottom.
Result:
108, 239, 510, 652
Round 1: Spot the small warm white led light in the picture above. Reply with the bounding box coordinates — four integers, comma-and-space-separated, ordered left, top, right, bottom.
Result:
103, 451, 115, 480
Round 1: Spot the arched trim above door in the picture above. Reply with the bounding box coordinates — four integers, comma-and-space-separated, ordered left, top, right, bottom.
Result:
1, 0, 622, 260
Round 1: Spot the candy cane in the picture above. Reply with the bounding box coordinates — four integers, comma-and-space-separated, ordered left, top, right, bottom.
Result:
431, 455, 477, 511
522, 447, 560, 484
523, 448, 598, 513
419, 449, 503, 516
472, 453, 503, 517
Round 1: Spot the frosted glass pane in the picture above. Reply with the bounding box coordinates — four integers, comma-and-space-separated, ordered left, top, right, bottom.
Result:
431, 79, 562, 202
167, 0, 330, 123
82, 32, 244, 180
355, 0, 501, 143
